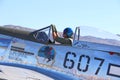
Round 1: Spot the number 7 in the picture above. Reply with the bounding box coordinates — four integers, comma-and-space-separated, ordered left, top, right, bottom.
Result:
94, 57, 104, 75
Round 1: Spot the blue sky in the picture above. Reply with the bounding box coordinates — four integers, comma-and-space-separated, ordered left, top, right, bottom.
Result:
0, 0, 120, 34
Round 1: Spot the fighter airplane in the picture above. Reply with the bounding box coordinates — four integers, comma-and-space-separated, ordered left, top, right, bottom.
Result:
0, 24, 120, 80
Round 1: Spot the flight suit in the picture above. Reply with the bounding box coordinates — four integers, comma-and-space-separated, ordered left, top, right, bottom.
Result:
54, 37, 72, 45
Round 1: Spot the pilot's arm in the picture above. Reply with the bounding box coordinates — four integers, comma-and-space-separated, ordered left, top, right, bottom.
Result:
55, 36, 72, 45
53, 31, 72, 45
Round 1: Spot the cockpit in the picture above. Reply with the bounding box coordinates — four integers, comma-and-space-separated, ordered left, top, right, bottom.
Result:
33, 25, 120, 47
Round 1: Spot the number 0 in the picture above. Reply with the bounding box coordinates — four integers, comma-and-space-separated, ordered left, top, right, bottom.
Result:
77, 55, 90, 72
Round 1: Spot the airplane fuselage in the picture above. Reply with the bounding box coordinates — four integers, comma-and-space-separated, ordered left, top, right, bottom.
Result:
0, 26, 120, 80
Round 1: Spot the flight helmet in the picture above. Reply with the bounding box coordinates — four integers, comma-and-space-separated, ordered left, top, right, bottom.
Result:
63, 27, 73, 38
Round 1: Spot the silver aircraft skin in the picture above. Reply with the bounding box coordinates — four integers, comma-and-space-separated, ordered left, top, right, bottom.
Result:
0, 25, 120, 80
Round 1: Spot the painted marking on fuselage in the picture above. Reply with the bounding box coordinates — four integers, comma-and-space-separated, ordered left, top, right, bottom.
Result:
37, 46, 56, 66
63, 51, 105, 75
107, 63, 120, 78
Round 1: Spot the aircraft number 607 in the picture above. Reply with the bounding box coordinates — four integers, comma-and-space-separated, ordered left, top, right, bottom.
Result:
63, 52, 105, 75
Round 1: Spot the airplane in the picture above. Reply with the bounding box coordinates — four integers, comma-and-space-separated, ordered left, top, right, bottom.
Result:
0, 24, 120, 80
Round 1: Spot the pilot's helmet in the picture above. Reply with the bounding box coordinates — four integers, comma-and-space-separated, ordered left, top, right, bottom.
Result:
63, 27, 73, 38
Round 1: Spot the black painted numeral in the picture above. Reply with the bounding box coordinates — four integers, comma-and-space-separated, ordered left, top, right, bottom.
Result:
63, 52, 76, 69
77, 55, 90, 72
94, 57, 104, 75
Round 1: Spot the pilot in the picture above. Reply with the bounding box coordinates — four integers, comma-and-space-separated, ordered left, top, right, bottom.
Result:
52, 25, 73, 45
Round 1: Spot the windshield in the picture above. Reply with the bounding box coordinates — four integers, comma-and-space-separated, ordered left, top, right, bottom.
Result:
79, 26, 120, 46
33, 26, 54, 44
